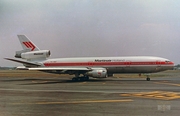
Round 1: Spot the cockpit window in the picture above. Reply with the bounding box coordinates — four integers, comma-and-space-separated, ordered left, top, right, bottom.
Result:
165, 60, 170, 63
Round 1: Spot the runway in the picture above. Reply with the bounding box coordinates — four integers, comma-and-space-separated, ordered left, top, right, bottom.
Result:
0, 70, 180, 116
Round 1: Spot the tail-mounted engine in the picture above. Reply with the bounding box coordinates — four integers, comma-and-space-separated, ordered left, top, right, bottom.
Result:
86, 68, 107, 78
15, 50, 51, 60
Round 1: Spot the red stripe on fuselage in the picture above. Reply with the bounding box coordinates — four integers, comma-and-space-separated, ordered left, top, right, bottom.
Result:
43, 61, 174, 67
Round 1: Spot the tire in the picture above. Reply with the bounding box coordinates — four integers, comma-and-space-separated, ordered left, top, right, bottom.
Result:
146, 77, 150, 81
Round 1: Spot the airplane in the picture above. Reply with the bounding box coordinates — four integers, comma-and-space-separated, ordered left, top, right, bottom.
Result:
5, 35, 174, 81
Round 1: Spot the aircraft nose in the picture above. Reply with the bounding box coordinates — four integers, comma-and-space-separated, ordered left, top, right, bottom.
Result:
169, 61, 175, 69
170, 61, 174, 65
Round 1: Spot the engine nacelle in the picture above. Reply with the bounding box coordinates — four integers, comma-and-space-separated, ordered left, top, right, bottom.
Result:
15, 49, 31, 58
17, 50, 50, 60
86, 68, 107, 78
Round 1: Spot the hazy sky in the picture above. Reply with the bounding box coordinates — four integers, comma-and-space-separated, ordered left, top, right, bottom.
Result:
1, 0, 180, 66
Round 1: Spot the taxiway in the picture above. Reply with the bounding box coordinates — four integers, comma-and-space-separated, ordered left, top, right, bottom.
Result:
0, 70, 180, 116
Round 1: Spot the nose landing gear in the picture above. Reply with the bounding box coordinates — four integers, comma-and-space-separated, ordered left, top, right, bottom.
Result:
146, 76, 150, 81
139, 73, 151, 81
145, 74, 150, 81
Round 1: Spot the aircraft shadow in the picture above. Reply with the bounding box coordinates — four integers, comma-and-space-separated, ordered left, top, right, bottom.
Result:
0, 77, 161, 85
20, 79, 109, 85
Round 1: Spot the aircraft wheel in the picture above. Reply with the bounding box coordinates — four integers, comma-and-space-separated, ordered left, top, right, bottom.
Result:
72, 77, 78, 82
84, 76, 89, 81
79, 77, 85, 81
72, 78, 76, 81
146, 77, 150, 81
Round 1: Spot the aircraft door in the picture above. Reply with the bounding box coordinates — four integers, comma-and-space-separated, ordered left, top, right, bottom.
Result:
156, 61, 161, 67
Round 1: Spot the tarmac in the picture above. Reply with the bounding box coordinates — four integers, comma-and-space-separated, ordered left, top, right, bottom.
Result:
0, 71, 180, 116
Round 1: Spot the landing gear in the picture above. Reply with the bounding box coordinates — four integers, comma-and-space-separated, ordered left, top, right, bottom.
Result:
72, 74, 89, 82
146, 75, 150, 81
79, 76, 89, 81
84, 76, 89, 81
72, 77, 79, 81
143, 74, 151, 81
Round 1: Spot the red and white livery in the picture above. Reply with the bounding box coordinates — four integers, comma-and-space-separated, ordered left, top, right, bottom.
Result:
5, 35, 174, 81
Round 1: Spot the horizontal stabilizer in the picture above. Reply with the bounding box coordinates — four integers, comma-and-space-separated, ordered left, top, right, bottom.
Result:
4, 58, 41, 66
16, 66, 28, 70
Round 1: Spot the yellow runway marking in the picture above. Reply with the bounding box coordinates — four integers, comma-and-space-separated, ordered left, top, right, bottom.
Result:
121, 91, 180, 100
154, 82, 180, 87
12, 99, 133, 105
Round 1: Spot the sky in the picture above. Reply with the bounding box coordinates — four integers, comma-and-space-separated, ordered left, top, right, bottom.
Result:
0, 0, 180, 66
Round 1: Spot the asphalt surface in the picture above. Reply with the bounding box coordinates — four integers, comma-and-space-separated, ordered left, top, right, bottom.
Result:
0, 71, 180, 116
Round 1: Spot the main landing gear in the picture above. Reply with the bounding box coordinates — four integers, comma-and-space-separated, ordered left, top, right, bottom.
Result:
72, 76, 89, 81
72, 73, 89, 82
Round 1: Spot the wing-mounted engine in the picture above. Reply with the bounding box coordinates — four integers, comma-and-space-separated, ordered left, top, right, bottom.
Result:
86, 68, 107, 78
15, 50, 51, 60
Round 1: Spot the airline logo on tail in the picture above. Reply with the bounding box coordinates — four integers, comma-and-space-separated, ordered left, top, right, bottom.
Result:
17, 35, 40, 51
22, 41, 36, 51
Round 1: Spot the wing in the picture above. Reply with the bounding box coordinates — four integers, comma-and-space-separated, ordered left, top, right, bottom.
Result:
28, 67, 92, 74
29, 67, 91, 71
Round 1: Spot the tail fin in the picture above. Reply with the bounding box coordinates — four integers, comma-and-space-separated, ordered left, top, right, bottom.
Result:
17, 35, 40, 51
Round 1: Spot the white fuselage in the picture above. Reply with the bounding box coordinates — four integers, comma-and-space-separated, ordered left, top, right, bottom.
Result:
6, 35, 175, 81
40, 56, 174, 74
